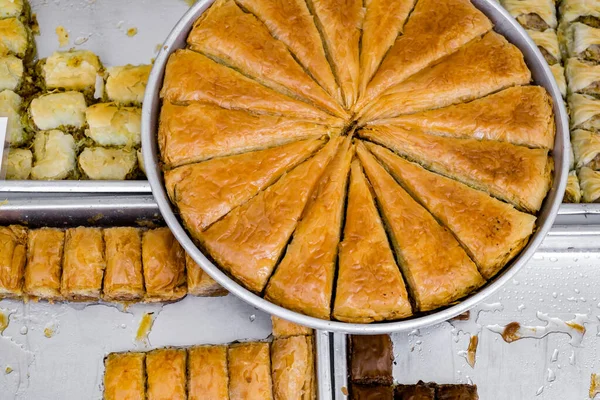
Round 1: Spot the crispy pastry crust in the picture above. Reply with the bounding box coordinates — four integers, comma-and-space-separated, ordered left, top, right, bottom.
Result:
42, 50, 102, 92
566, 57, 600, 95
103, 353, 145, 400
579, 166, 600, 202
349, 334, 393, 386
0, 225, 27, 298
228, 342, 274, 400
271, 336, 316, 400
565, 170, 582, 203
102, 227, 144, 301
24, 228, 64, 300
146, 348, 187, 400
550, 64, 567, 98
188, 345, 229, 400
185, 253, 227, 297
0, 18, 28, 57
60, 227, 105, 300
271, 316, 313, 338
85, 103, 141, 147
105, 64, 151, 105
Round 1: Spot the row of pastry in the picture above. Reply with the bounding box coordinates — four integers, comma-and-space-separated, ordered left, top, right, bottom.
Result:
104, 316, 315, 400
0, 225, 226, 303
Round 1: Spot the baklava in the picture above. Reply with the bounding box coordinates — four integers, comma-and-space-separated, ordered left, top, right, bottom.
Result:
102, 227, 144, 301
0, 55, 23, 92
60, 227, 105, 300
145, 348, 187, 400
105, 64, 151, 105
5, 148, 32, 179
265, 137, 353, 319
84, 103, 141, 147
78, 147, 137, 180
562, 22, 600, 61
0, 0, 26, 19
188, 345, 229, 400
136, 149, 145, 175
436, 384, 479, 400
40, 50, 102, 94
29, 91, 87, 131
501, 0, 557, 31
526, 29, 560, 64
565, 170, 583, 203
0, 89, 25, 145
351, 385, 393, 400
0, 225, 27, 298
569, 92, 600, 131
271, 316, 313, 338
24, 228, 65, 300
141, 227, 186, 302
571, 129, 600, 168
579, 166, 600, 202
30, 130, 76, 180
0, 18, 28, 58
228, 342, 273, 400
271, 335, 315, 400
559, 0, 600, 26
566, 57, 600, 96
103, 352, 146, 400
185, 253, 227, 297
551, 64, 567, 98
349, 335, 393, 386
394, 382, 436, 400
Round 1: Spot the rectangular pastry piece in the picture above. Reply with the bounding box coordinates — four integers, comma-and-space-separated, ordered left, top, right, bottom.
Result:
60, 227, 105, 300
104, 352, 146, 400
146, 348, 187, 400
271, 335, 315, 400
0, 18, 29, 57
40, 50, 102, 94
5, 148, 32, 179
351, 385, 393, 400
569, 93, 600, 131
102, 227, 144, 301
436, 384, 479, 400
571, 129, 600, 168
188, 345, 229, 400
565, 170, 582, 203
0, 89, 25, 145
559, 0, 600, 26
29, 91, 87, 131
394, 382, 436, 399
551, 64, 567, 98
0, 0, 26, 19
105, 64, 151, 105
0, 225, 27, 297
24, 228, 64, 300
228, 342, 273, 400
30, 130, 77, 180
579, 166, 600, 202
566, 57, 600, 96
271, 316, 313, 338
562, 22, 600, 61
349, 335, 394, 386
501, 0, 557, 31
141, 227, 186, 301
85, 103, 141, 147
78, 147, 137, 180
185, 253, 227, 297
526, 29, 560, 64
0, 55, 23, 91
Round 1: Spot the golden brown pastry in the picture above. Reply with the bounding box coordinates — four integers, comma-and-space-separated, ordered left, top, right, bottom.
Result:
185, 253, 227, 297
187, 0, 346, 118
359, 32, 531, 122
198, 137, 341, 293
558, 0, 599, 25
0, 0, 25, 19
305, 0, 362, 108
160, 50, 341, 125
526, 29, 560, 64
29, 91, 87, 131
78, 147, 137, 180
271, 336, 315, 400
102, 227, 144, 301
371, 86, 555, 149
359, 125, 552, 213
0, 90, 25, 146
0, 18, 28, 57
158, 101, 335, 168
566, 57, 600, 96
228, 342, 273, 400
31, 130, 77, 181
572, 129, 600, 169
165, 138, 324, 236
356, 0, 492, 111
271, 316, 313, 338
236, 0, 341, 104
569, 93, 600, 131
359, 0, 416, 96
24, 228, 64, 300
332, 160, 412, 323
103, 352, 145, 400
41, 50, 102, 93
501, 0, 557, 31
264, 137, 353, 319
562, 22, 600, 61
142, 227, 186, 302
188, 345, 229, 400
0, 225, 27, 298
579, 166, 600, 202
85, 103, 141, 147
565, 170, 582, 203
0, 55, 24, 92
105, 64, 151, 105
60, 227, 105, 300
551, 64, 567, 98
146, 348, 187, 400
5, 148, 32, 180
367, 143, 537, 280
356, 144, 484, 311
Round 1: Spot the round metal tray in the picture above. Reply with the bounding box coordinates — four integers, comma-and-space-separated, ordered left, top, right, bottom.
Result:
142, 0, 569, 334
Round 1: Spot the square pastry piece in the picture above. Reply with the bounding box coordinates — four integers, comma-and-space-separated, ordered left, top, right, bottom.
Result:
394, 382, 436, 400
146, 348, 187, 400
351, 384, 393, 400
41, 50, 102, 94
349, 335, 394, 386
228, 342, 273, 400
104, 352, 146, 400
0, 225, 27, 298
105, 64, 151, 105
436, 384, 479, 400
24, 228, 64, 300
188, 345, 229, 400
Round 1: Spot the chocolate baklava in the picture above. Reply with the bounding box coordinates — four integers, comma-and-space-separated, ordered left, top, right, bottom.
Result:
351, 385, 393, 400
349, 335, 394, 386
394, 382, 436, 400
436, 384, 479, 400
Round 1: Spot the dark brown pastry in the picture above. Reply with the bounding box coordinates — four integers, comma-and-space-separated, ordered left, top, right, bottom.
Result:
436, 384, 479, 400
352, 384, 393, 400
349, 335, 394, 385
394, 382, 435, 400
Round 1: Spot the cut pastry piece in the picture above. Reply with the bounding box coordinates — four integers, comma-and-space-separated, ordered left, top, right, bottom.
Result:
436, 384, 479, 400
359, 125, 552, 213
565, 170, 582, 203
566, 57, 600, 96
141, 227, 187, 302
349, 334, 394, 386
137, 149, 145, 176
187, 0, 346, 118
271, 316, 313, 338
102, 227, 144, 301
78, 147, 137, 180
351, 385, 394, 400
228, 342, 273, 400
0, 55, 24, 92
359, 32, 530, 121
160, 50, 340, 124
569, 93, 600, 131
146, 348, 187, 400
501, 0, 557, 31
0, 18, 28, 57
5, 148, 32, 180
371, 86, 554, 149
0, 225, 27, 298
105, 64, 151, 105
332, 160, 412, 323
264, 137, 352, 319
271, 335, 315, 400
41, 50, 102, 93
159, 101, 335, 168
85, 103, 141, 147
0, 90, 25, 146
550, 64, 567, 98
0, 0, 25, 19
358, 0, 416, 96
367, 143, 537, 280
31, 130, 77, 180
571, 129, 600, 168
305, 0, 362, 108
579, 166, 600, 202
61, 227, 105, 300
104, 353, 146, 400
236, 0, 341, 104
24, 228, 65, 300
527, 29, 560, 64
394, 383, 436, 400
29, 91, 87, 131
198, 137, 341, 293
562, 22, 600, 62
185, 253, 227, 297
188, 345, 229, 400
357, 0, 492, 111
357, 145, 485, 311
559, 0, 600, 26
165, 138, 323, 236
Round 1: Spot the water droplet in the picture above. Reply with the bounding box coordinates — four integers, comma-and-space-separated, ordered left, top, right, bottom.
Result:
575, 289, 581, 294
513, 279, 520, 285
551, 349, 558, 362
249, 314, 256, 322
547, 368, 556, 382
552, 292, 558, 298
120, 324, 126, 329
549, 257, 558, 262
536, 386, 544, 396
517, 304, 526, 312
569, 350, 575, 366
19, 326, 27, 335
